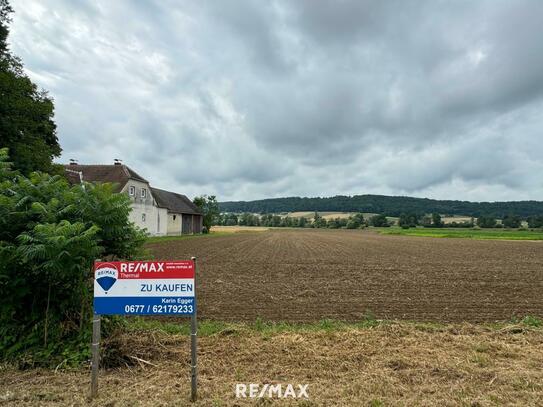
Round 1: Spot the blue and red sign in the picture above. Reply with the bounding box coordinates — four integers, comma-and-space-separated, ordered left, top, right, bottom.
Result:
93, 260, 195, 315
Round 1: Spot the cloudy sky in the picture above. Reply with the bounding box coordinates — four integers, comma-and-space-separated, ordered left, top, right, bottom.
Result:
8, 0, 543, 202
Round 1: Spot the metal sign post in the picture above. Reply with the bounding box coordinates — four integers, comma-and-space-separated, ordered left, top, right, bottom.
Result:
90, 259, 197, 401
190, 256, 198, 402
90, 315, 101, 399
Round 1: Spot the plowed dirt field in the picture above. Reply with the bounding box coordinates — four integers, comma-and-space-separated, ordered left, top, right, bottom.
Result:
147, 229, 543, 322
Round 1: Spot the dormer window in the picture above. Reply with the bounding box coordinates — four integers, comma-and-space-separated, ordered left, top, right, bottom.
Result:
141, 188, 146, 198
129, 186, 135, 196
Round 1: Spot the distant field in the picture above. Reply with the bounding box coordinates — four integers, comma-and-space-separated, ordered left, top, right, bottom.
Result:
211, 225, 269, 232
286, 211, 399, 223
380, 227, 543, 240
287, 211, 354, 219
441, 216, 474, 223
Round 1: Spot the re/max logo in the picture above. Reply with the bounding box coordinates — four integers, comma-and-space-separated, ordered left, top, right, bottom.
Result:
120, 263, 164, 273
235, 384, 309, 399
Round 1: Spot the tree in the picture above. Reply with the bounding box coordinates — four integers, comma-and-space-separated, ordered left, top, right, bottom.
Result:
271, 215, 282, 227
432, 213, 444, 228
346, 213, 365, 229
219, 195, 543, 219
502, 214, 521, 228
193, 195, 219, 232
0, 1, 11, 53
0, 1, 61, 175
312, 212, 326, 228
327, 218, 340, 229
297, 216, 308, 228
225, 213, 238, 226
369, 214, 390, 227
476, 215, 497, 228
527, 215, 543, 228
399, 213, 419, 228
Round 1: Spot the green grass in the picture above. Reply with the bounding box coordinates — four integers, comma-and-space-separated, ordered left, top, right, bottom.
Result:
119, 315, 382, 337
378, 227, 543, 240
118, 315, 543, 337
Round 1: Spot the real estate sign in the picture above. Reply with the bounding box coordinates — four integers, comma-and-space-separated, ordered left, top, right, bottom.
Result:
93, 260, 195, 315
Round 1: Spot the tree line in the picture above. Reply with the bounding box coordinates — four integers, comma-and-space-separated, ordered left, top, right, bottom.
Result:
399, 213, 543, 229
217, 211, 543, 229
217, 212, 372, 229
220, 195, 543, 219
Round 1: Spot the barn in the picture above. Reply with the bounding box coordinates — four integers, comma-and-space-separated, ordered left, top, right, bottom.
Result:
151, 188, 203, 234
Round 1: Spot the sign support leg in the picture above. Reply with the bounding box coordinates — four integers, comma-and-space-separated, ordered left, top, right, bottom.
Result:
90, 314, 101, 399
190, 257, 198, 402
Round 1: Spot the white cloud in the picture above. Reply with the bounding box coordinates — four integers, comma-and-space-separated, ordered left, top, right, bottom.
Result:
8, 0, 543, 201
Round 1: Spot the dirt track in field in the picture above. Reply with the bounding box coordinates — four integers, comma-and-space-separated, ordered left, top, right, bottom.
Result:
147, 229, 543, 322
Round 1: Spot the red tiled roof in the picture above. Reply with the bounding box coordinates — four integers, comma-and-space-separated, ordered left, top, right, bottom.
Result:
63, 164, 148, 191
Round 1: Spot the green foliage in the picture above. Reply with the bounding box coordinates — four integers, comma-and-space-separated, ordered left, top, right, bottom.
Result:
527, 215, 543, 228
477, 215, 497, 228
312, 212, 327, 228
326, 217, 341, 229
502, 214, 521, 228
297, 216, 308, 228
0, 2, 61, 175
432, 213, 443, 228
193, 195, 219, 231
369, 214, 390, 227
220, 195, 543, 219
238, 212, 260, 226
0, 149, 145, 366
398, 213, 419, 228
0, 1, 12, 52
346, 212, 365, 229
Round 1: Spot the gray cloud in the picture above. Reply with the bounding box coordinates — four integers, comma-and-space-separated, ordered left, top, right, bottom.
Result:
8, 0, 543, 201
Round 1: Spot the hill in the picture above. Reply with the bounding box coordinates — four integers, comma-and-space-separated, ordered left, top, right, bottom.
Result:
219, 195, 543, 218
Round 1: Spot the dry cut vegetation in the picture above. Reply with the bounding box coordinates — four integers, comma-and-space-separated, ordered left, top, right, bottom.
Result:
1, 321, 543, 406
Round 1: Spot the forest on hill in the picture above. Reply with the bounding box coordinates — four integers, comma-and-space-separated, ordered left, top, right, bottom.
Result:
219, 195, 543, 218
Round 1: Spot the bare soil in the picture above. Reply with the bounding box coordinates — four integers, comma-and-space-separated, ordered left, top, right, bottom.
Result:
147, 229, 543, 323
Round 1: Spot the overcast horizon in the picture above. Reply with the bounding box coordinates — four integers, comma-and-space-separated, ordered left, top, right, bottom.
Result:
8, 0, 543, 202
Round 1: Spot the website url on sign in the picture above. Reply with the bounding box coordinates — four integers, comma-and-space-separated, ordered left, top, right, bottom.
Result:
235, 383, 309, 399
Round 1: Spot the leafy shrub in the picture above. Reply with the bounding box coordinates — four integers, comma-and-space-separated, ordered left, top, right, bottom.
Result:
0, 149, 146, 366
369, 214, 390, 227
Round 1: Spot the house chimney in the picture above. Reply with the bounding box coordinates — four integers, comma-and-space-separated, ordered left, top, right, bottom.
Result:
114, 159, 123, 166
69, 159, 78, 165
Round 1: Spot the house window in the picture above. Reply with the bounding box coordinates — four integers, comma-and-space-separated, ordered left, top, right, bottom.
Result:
129, 186, 135, 196
173, 215, 177, 220
142, 213, 146, 222
141, 188, 146, 198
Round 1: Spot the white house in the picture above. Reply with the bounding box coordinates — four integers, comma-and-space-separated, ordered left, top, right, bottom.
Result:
64, 162, 203, 236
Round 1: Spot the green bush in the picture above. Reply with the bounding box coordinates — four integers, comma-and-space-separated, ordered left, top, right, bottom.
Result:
0, 149, 146, 366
